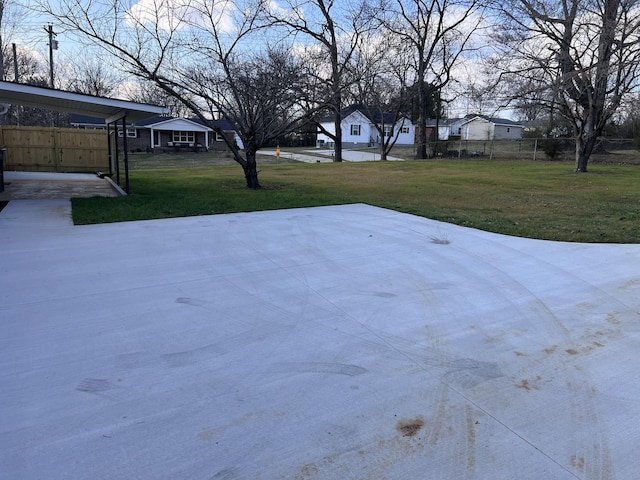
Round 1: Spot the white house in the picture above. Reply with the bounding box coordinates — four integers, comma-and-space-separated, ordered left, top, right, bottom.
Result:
460, 116, 525, 140
316, 105, 415, 148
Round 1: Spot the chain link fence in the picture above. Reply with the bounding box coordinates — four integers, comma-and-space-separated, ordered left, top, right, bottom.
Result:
335, 138, 640, 165
424, 137, 640, 164
121, 138, 640, 170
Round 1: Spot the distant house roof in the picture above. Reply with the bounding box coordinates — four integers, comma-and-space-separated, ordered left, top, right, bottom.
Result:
425, 118, 464, 127
69, 113, 238, 132
134, 115, 176, 127
319, 104, 410, 125
461, 115, 525, 128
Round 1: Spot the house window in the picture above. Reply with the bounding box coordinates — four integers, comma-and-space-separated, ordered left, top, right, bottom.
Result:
350, 124, 361, 136
384, 125, 393, 137
216, 132, 224, 142
507, 127, 511, 133
118, 128, 137, 138
153, 131, 161, 147
173, 131, 195, 143
401, 126, 410, 134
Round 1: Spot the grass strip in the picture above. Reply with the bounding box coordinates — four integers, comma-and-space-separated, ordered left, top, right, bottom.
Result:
72, 159, 640, 243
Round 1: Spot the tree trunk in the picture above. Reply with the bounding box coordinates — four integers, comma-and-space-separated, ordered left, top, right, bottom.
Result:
415, 120, 428, 159
380, 143, 387, 161
415, 76, 429, 159
574, 134, 597, 173
333, 113, 343, 162
243, 149, 261, 188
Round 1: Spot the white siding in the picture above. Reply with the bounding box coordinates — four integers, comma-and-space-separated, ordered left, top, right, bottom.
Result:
493, 125, 523, 140
462, 118, 524, 140
342, 111, 371, 146
316, 122, 336, 147
394, 119, 414, 145
462, 118, 493, 140
317, 110, 417, 147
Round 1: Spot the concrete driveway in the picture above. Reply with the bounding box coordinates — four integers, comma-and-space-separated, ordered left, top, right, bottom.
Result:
260, 149, 402, 163
1, 200, 639, 479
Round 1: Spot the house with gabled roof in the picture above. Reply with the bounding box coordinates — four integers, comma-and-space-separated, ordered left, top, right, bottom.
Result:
70, 114, 241, 152
316, 105, 415, 148
459, 115, 525, 141
425, 118, 467, 140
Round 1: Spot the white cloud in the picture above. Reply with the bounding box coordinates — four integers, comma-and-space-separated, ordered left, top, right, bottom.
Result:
265, 0, 304, 23
126, 0, 235, 33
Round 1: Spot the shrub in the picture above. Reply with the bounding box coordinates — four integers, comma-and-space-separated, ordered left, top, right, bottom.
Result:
542, 138, 561, 160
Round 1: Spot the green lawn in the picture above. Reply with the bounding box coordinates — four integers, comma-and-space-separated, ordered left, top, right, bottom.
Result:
72, 159, 640, 243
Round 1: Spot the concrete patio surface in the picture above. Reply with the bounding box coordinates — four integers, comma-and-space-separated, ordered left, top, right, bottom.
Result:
0, 171, 123, 200
1, 200, 639, 479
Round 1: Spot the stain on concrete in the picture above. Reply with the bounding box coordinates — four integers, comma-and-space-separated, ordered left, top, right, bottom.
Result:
397, 417, 425, 437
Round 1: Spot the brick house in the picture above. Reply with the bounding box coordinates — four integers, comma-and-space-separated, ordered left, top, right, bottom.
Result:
70, 114, 241, 153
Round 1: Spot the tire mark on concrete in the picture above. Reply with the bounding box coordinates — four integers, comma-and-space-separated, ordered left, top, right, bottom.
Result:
176, 297, 210, 308
567, 377, 613, 480
209, 467, 240, 479
443, 358, 504, 389
426, 383, 450, 446
75, 378, 132, 401
465, 404, 477, 479
269, 362, 368, 377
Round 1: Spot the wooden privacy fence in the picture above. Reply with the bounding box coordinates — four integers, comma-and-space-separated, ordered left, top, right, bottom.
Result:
0, 126, 109, 173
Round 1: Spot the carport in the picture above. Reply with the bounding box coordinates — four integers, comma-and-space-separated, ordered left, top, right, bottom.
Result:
0, 80, 167, 193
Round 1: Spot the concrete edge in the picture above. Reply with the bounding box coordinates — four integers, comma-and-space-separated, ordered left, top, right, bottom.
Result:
104, 175, 127, 196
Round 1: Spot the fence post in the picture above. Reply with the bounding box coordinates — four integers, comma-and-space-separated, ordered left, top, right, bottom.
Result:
53, 128, 62, 172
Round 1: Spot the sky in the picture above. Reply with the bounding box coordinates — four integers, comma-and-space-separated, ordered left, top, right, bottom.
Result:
8, 0, 511, 119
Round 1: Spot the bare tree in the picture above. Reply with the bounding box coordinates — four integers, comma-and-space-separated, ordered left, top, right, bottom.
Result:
497, 0, 640, 172
611, 92, 640, 141
0, 43, 68, 126
124, 80, 193, 118
40, 0, 311, 188
181, 47, 308, 187
0, 0, 11, 80
0, 0, 26, 81
2, 43, 42, 84
267, 0, 373, 162
374, 0, 486, 159
5, 75, 69, 126
0, 0, 6, 79
65, 56, 123, 97
347, 32, 414, 160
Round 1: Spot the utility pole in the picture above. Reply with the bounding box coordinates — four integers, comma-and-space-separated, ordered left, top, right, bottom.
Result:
46, 23, 57, 88
12, 43, 18, 82
12, 43, 19, 124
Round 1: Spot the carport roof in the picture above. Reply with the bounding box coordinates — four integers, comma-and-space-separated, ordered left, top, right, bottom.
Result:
0, 80, 167, 123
